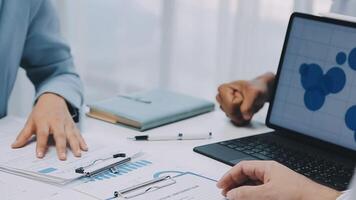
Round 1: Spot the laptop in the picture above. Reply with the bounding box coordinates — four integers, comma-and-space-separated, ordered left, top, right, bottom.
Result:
194, 12, 356, 191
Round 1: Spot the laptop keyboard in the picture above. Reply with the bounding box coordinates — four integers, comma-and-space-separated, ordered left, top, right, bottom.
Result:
219, 136, 355, 190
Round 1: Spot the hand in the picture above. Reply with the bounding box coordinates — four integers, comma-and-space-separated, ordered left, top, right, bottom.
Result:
216, 72, 275, 126
11, 93, 88, 160
217, 161, 341, 200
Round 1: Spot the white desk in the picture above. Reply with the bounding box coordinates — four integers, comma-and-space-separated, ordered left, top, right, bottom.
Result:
1, 108, 270, 200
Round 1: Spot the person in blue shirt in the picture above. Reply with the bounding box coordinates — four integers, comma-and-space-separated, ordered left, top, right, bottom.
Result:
1, 0, 87, 160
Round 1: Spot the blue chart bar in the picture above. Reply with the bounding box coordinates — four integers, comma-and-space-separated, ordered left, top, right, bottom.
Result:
85, 160, 153, 182
38, 167, 57, 174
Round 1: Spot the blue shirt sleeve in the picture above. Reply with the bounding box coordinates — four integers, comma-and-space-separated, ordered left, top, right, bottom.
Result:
20, 0, 84, 112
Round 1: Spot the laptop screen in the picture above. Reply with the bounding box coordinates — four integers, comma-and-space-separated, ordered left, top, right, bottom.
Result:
269, 14, 356, 151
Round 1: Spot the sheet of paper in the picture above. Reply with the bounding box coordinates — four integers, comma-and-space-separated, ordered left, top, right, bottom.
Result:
72, 153, 174, 199
0, 171, 63, 200
0, 170, 97, 200
71, 153, 225, 200
38, 189, 96, 200
0, 116, 139, 184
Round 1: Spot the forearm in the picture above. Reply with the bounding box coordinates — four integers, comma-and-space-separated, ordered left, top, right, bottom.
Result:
20, 0, 84, 110
302, 180, 342, 200
313, 187, 341, 200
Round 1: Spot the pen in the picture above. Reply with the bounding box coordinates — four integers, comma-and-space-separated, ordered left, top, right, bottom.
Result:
128, 132, 213, 141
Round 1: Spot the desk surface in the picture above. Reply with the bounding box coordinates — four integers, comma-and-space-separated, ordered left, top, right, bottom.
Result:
1, 108, 270, 200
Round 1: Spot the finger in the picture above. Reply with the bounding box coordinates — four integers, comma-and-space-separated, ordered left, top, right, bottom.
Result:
226, 185, 267, 200
75, 129, 88, 151
220, 105, 225, 112
12, 120, 34, 148
218, 85, 238, 115
225, 99, 249, 126
51, 124, 67, 160
232, 90, 243, 104
220, 86, 243, 116
217, 163, 249, 192
222, 181, 259, 196
65, 123, 81, 157
229, 114, 250, 126
231, 91, 244, 115
229, 81, 243, 92
217, 95, 225, 112
240, 89, 260, 121
232, 91, 244, 114
216, 94, 222, 105
217, 161, 266, 191
35, 123, 50, 158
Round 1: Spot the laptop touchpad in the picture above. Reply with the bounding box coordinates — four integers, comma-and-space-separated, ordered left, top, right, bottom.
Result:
230, 156, 256, 165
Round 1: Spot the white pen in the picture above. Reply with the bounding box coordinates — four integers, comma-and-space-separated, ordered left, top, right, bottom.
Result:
128, 132, 213, 141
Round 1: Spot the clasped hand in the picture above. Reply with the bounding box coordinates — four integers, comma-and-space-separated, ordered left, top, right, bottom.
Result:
216, 76, 271, 126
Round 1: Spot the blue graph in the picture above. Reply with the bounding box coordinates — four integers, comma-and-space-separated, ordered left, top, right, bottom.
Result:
299, 47, 356, 142
345, 106, 356, 141
83, 160, 152, 183
299, 51, 347, 111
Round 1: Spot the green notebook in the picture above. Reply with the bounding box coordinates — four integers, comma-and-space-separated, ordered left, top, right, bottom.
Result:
87, 90, 215, 131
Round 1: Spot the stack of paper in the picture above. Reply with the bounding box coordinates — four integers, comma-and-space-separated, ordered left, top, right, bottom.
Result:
0, 117, 225, 200
71, 153, 226, 200
0, 170, 94, 200
0, 116, 140, 185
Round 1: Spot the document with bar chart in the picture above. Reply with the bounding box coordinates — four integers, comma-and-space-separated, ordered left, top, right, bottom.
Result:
71, 153, 224, 200
0, 116, 141, 185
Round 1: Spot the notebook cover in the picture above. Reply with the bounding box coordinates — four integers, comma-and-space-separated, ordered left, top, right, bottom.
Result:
87, 90, 215, 131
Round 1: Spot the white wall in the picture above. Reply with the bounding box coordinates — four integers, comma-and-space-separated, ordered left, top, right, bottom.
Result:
8, 0, 332, 117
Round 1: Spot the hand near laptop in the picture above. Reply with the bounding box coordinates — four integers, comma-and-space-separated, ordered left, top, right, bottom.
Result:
11, 93, 88, 160
216, 72, 275, 126
217, 160, 341, 200
216, 73, 344, 200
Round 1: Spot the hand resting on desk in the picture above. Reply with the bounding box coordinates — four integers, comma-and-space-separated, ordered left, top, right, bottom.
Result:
217, 160, 341, 200
11, 93, 88, 161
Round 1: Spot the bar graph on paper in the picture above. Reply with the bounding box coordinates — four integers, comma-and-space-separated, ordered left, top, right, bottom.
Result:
82, 160, 153, 183
73, 156, 189, 200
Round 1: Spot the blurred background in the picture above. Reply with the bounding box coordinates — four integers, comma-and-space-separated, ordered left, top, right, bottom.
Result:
9, 0, 333, 117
